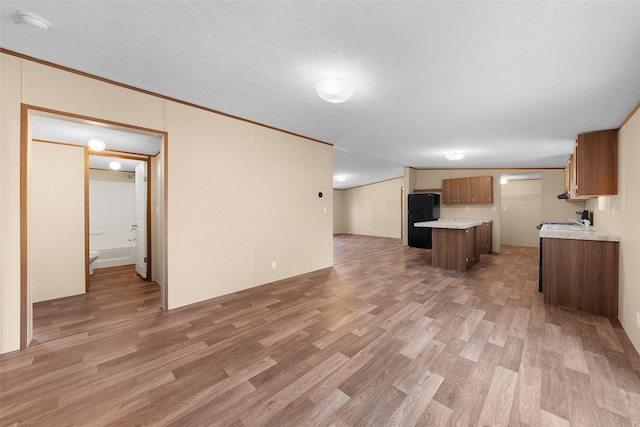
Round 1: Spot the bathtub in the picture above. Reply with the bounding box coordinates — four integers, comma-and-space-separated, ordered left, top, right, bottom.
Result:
91, 243, 136, 269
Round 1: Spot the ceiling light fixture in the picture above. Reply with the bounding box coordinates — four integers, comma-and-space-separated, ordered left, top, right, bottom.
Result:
500, 177, 508, 185
315, 79, 354, 103
88, 138, 106, 151
16, 10, 51, 30
109, 161, 122, 170
335, 175, 347, 182
445, 152, 465, 160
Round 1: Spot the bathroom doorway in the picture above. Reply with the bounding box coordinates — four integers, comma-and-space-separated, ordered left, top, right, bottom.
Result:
20, 106, 168, 348
88, 153, 151, 281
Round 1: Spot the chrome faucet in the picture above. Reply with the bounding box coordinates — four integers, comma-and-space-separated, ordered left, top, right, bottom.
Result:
569, 218, 591, 229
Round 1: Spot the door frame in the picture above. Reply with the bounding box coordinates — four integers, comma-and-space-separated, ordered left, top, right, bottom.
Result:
87, 152, 152, 286
20, 104, 169, 349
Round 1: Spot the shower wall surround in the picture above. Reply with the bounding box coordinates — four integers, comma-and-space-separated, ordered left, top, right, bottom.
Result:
89, 169, 136, 249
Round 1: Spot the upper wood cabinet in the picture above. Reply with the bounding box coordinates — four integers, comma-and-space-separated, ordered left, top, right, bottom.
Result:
469, 176, 493, 203
565, 129, 618, 199
442, 176, 493, 204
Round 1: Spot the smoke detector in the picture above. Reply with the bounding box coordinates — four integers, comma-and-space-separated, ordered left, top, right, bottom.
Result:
16, 10, 51, 30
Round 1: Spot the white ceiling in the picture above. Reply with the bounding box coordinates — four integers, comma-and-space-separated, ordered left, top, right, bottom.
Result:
88, 155, 143, 173
31, 113, 162, 155
2, 1, 639, 189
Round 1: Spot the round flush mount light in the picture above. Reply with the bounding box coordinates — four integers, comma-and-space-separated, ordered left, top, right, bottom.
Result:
88, 138, 106, 151
315, 79, 354, 103
445, 152, 465, 160
500, 177, 508, 185
335, 175, 347, 182
109, 161, 122, 170
16, 10, 51, 30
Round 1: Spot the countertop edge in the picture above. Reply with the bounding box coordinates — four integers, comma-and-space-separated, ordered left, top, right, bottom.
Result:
415, 220, 482, 229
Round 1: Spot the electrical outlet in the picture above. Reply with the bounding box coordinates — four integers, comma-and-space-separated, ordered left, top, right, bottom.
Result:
637, 311, 640, 328
272, 261, 277, 269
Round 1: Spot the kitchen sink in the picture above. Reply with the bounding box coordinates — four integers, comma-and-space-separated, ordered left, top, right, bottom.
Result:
545, 224, 585, 230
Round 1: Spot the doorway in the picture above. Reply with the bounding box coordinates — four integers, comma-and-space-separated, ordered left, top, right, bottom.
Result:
499, 172, 542, 247
20, 106, 168, 348
88, 153, 150, 281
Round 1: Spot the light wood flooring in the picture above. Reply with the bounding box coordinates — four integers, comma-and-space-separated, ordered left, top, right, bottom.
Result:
2, 235, 640, 426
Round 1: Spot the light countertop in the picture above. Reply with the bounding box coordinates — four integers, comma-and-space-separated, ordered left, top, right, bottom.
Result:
539, 224, 620, 242
440, 218, 493, 223
414, 219, 482, 229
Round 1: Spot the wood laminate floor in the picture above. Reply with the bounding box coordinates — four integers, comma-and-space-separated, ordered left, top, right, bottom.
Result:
2, 235, 640, 426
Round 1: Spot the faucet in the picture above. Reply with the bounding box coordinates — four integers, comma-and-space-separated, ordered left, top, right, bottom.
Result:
569, 218, 591, 229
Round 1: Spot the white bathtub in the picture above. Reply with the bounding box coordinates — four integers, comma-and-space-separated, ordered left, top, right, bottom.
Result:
91, 243, 136, 269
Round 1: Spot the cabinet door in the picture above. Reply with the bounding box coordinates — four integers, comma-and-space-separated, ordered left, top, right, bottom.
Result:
465, 227, 479, 268
575, 129, 618, 197
442, 179, 457, 204
470, 176, 493, 203
478, 222, 492, 254
564, 157, 571, 194
458, 178, 471, 203
568, 146, 589, 200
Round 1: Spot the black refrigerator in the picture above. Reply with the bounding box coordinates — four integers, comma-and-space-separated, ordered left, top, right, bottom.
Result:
408, 193, 440, 249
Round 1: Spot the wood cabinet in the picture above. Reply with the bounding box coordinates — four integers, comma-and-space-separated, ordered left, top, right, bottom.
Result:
441, 178, 463, 204
432, 226, 480, 272
565, 129, 618, 199
442, 176, 493, 204
564, 156, 571, 194
541, 237, 618, 316
477, 221, 492, 254
469, 176, 493, 203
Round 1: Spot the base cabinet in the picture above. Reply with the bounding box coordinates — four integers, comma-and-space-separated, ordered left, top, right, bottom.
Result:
541, 238, 618, 316
432, 226, 480, 272
478, 222, 492, 254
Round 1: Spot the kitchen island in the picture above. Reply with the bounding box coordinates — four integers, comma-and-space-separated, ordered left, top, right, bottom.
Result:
415, 219, 482, 272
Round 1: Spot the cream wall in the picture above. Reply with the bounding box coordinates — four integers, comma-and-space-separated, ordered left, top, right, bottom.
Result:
30, 142, 86, 302
585, 106, 640, 353
541, 170, 586, 223
0, 52, 333, 353
1, 54, 24, 352
254, 126, 333, 286
150, 153, 166, 301
333, 190, 345, 234
342, 178, 403, 238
